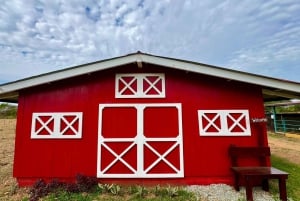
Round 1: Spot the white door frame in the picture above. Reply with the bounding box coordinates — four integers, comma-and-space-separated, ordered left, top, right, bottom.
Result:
97, 103, 184, 178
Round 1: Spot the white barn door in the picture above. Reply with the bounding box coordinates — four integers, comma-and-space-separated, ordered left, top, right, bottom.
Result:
97, 103, 184, 178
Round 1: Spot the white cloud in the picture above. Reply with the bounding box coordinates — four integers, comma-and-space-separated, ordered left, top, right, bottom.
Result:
225, 0, 300, 78
0, 0, 299, 84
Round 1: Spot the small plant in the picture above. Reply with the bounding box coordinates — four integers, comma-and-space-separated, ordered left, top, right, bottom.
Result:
129, 185, 138, 194
109, 184, 121, 195
47, 179, 64, 191
98, 183, 114, 193
97, 183, 121, 195
29, 179, 49, 201
65, 183, 80, 193
135, 185, 147, 198
76, 174, 98, 192
97, 183, 105, 192
167, 185, 179, 197
154, 185, 161, 196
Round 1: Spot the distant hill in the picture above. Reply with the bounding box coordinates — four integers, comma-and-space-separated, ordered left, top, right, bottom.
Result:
0, 103, 17, 118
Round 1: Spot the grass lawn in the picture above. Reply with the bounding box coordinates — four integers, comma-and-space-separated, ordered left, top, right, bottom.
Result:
270, 155, 300, 200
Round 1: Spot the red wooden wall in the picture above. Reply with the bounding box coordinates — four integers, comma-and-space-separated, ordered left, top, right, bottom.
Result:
14, 63, 268, 186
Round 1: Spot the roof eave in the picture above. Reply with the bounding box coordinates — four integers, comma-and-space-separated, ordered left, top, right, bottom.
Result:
0, 92, 18, 103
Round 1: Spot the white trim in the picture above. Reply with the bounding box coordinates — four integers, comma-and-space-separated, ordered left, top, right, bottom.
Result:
198, 110, 251, 136
139, 54, 300, 93
31, 112, 83, 139
115, 73, 165, 98
1, 53, 300, 101
97, 103, 184, 178
0, 55, 138, 93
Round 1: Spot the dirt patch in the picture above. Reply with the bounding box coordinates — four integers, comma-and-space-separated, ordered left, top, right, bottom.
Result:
268, 133, 300, 165
0, 119, 28, 201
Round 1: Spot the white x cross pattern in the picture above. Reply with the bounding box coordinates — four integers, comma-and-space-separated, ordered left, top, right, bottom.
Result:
101, 142, 137, 174
144, 141, 179, 174
60, 115, 80, 135
227, 113, 247, 132
35, 116, 54, 135
143, 76, 162, 95
202, 113, 221, 132
119, 77, 137, 95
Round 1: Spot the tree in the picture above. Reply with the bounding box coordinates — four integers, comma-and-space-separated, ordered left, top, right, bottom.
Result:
0, 103, 17, 118
276, 104, 300, 113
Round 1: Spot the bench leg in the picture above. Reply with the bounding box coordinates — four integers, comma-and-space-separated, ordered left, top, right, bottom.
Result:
234, 173, 240, 191
245, 176, 254, 201
279, 178, 287, 201
262, 178, 269, 191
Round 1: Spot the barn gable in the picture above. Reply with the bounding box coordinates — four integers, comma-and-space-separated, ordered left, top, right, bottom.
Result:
0, 52, 300, 186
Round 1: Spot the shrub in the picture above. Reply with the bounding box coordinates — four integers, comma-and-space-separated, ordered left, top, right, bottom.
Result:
75, 174, 98, 192
29, 174, 98, 200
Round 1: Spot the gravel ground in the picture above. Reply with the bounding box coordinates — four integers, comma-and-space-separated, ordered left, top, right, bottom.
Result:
186, 184, 277, 201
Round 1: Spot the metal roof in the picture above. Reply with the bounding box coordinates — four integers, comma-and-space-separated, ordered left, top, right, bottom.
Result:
1, 52, 300, 103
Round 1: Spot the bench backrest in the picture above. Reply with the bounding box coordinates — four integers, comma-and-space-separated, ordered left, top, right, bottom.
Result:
229, 145, 271, 167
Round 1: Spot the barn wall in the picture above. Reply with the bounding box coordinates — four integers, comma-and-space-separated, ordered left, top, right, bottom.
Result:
14, 64, 267, 186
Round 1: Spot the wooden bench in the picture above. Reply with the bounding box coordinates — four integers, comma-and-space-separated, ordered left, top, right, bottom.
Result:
229, 145, 288, 201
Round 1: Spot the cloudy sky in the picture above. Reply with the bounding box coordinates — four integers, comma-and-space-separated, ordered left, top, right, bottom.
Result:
0, 0, 299, 84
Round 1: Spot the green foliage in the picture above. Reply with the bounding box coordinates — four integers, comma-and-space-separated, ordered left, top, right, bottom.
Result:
266, 104, 300, 113
154, 185, 161, 196
98, 183, 114, 193
41, 183, 197, 201
0, 103, 17, 118
132, 185, 147, 198
46, 191, 93, 201
109, 184, 121, 195
276, 104, 300, 113
166, 185, 179, 197
270, 155, 300, 201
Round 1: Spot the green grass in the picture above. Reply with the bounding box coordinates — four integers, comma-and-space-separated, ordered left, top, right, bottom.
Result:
270, 155, 300, 200
42, 185, 197, 201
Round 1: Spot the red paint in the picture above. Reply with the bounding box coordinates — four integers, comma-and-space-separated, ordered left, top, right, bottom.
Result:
14, 64, 267, 186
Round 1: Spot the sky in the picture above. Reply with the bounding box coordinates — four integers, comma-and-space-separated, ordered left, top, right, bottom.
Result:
0, 0, 299, 84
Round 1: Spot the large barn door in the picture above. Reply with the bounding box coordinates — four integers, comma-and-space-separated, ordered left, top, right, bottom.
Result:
97, 103, 184, 178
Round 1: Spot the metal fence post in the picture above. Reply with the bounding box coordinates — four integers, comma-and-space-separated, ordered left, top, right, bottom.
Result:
272, 106, 277, 133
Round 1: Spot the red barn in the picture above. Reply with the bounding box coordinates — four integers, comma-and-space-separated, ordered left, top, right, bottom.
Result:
0, 52, 300, 186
